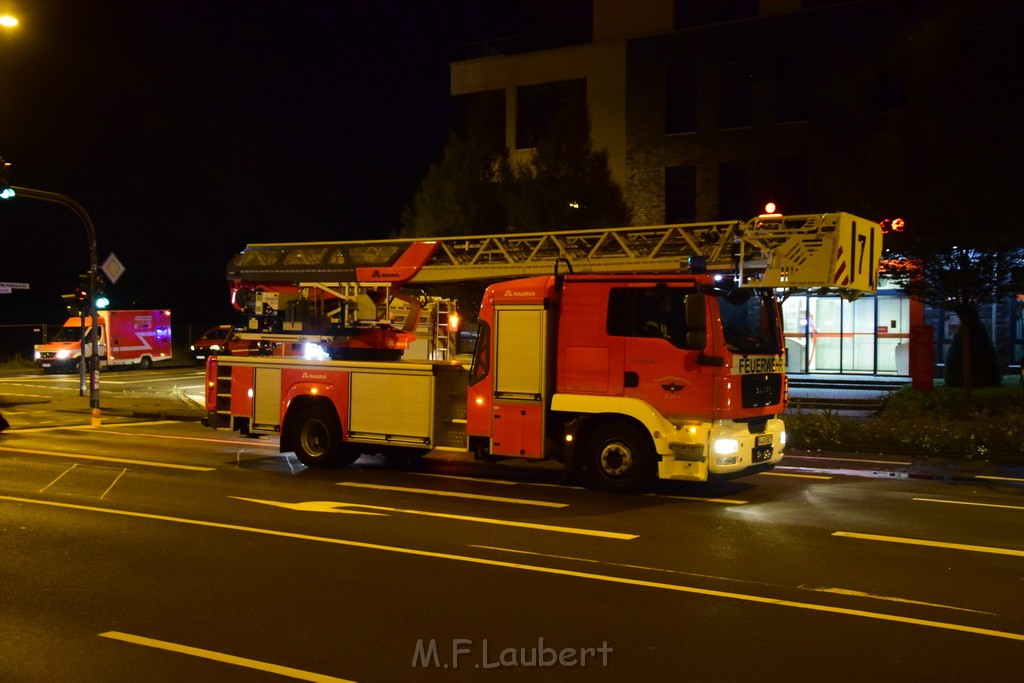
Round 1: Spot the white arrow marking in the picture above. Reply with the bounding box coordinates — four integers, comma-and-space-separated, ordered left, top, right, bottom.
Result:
232, 497, 388, 516
233, 496, 636, 539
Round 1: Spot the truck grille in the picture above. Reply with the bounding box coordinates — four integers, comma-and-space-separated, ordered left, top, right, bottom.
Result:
37, 351, 57, 359
741, 373, 782, 408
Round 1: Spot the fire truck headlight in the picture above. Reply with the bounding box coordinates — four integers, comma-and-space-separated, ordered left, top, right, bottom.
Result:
713, 438, 740, 455
780, 430, 787, 446
210, 344, 221, 351
56, 349, 71, 360
302, 343, 329, 361
34, 350, 41, 360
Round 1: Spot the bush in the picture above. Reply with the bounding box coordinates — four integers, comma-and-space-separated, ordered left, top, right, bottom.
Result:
785, 379, 1024, 462
943, 309, 1001, 388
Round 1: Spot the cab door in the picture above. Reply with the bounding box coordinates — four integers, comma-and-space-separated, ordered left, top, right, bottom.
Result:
612, 286, 715, 415
489, 305, 549, 459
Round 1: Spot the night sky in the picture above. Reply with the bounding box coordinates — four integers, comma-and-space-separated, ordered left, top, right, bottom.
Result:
0, 0, 591, 326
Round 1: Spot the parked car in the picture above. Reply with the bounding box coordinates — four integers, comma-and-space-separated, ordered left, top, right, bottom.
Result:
190, 325, 240, 363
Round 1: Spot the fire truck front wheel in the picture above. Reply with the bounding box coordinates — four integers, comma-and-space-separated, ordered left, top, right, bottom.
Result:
288, 403, 353, 467
584, 422, 655, 492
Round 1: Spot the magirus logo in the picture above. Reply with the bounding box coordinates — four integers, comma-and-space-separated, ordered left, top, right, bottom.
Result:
372, 270, 400, 279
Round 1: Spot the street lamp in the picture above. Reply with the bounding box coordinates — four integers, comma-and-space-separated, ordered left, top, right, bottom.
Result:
0, 157, 102, 415
0, 15, 17, 28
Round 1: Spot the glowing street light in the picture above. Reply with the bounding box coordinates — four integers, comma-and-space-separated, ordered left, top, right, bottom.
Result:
0, 14, 18, 28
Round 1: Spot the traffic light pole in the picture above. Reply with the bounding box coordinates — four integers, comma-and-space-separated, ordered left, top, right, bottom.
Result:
9, 185, 101, 412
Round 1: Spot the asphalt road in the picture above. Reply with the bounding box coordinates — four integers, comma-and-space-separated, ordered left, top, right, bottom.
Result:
0, 369, 1022, 680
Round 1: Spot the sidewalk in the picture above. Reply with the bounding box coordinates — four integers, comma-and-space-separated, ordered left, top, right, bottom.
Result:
786, 374, 906, 416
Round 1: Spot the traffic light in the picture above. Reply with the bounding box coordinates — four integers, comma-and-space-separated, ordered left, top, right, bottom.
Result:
0, 157, 14, 199
93, 273, 109, 309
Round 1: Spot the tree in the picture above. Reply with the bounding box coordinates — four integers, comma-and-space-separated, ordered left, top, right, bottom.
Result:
399, 128, 509, 239
402, 96, 631, 238
886, 240, 1024, 398
505, 97, 631, 232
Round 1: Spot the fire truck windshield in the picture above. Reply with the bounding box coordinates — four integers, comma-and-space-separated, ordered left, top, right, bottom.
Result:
716, 288, 781, 355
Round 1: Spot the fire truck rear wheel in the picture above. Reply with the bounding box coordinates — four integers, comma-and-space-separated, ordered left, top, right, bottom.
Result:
291, 403, 347, 467
584, 422, 654, 492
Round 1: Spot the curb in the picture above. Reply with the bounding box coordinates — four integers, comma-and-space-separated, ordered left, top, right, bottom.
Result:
782, 450, 1024, 486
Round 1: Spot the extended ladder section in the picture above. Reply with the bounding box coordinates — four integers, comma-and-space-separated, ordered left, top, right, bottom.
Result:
225, 212, 882, 349
228, 212, 881, 298
737, 212, 883, 297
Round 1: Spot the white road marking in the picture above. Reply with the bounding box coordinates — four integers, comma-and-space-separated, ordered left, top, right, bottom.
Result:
913, 497, 1024, 512
645, 492, 749, 504
804, 587, 994, 615
782, 454, 912, 466
0, 445, 214, 471
409, 472, 517, 485
833, 531, 1024, 558
234, 496, 636, 540
762, 470, 833, 480
336, 481, 568, 507
2, 495, 1020, 643
975, 475, 1024, 484
99, 631, 353, 682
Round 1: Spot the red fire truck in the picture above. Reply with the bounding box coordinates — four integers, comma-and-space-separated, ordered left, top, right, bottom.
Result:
205, 212, 881, 491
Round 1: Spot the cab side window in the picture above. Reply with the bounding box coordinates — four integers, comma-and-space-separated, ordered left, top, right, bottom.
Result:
607, 287, 704, 349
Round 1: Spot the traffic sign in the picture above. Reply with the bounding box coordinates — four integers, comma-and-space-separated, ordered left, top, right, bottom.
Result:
101, 253, 125, 284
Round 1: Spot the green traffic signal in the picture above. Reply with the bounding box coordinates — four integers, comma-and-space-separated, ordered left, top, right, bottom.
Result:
0, 158, 14, 199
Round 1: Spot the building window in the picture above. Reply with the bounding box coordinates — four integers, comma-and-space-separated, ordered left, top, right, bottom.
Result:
720, 54, 753, 128
675, 0, 758, 29
665, 165, 697, 224
665, 62, 698, 134
515, 79, 586, 150
455, 89, 506, 153
718, 160, 752, 219
775, 49, 812, 123
783, 291, 911, 375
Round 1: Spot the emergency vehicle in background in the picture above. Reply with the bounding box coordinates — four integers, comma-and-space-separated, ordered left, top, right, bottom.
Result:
35, 309, 172, 373
205, 212, 881, 491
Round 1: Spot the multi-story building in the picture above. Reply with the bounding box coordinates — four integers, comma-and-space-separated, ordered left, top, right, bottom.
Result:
450, 0, 1023, 377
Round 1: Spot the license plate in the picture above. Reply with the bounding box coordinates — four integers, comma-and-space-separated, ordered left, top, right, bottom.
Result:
755, 434, 772, 446
41, 362, 51, 368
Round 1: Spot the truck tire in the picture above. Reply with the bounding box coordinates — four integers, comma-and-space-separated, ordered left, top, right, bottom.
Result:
289, 403, 352, 467
584, 422, 655, 492
138, 356, 152, 370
